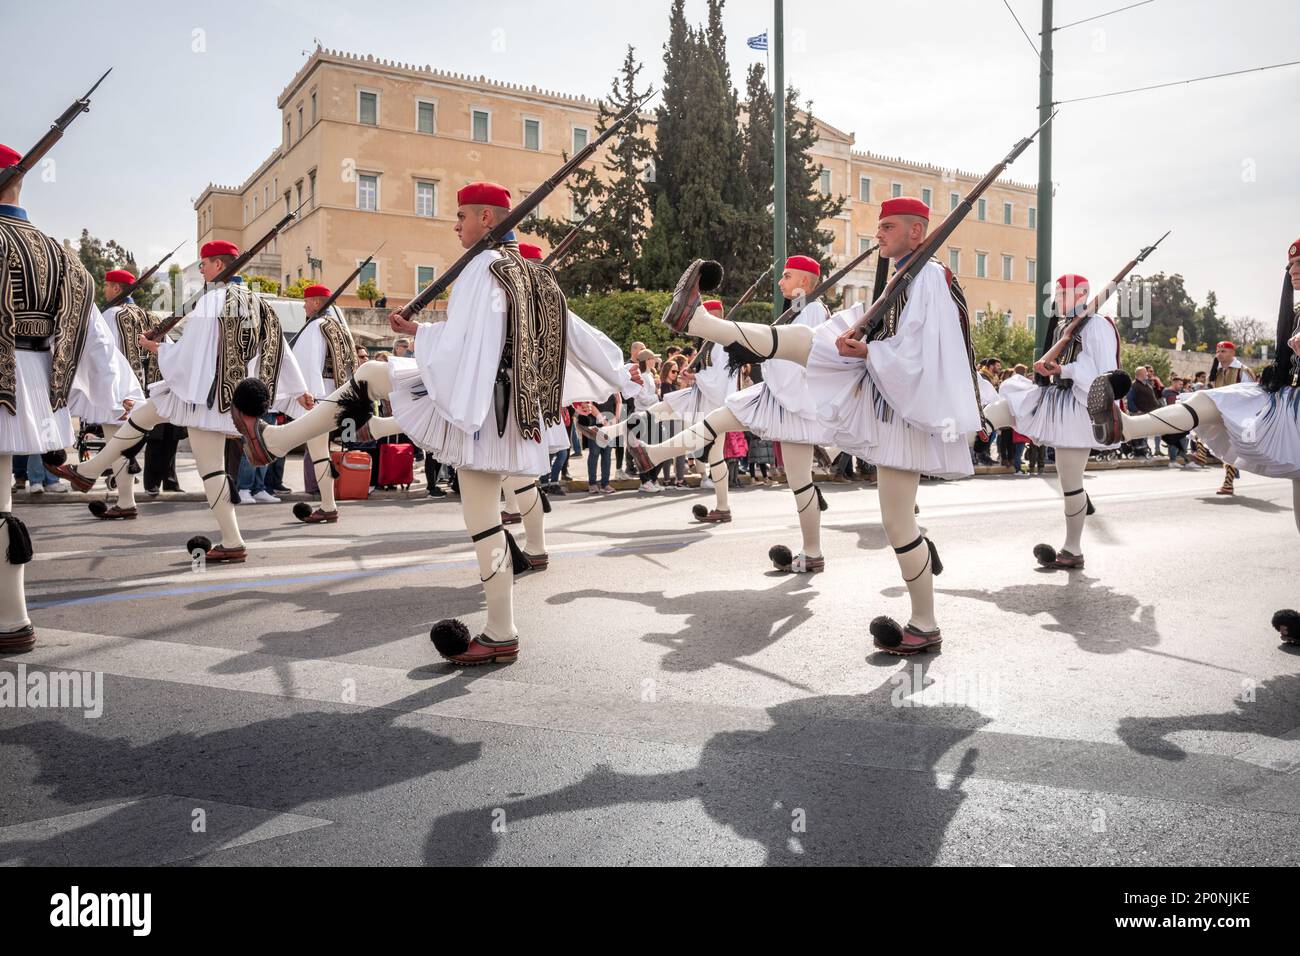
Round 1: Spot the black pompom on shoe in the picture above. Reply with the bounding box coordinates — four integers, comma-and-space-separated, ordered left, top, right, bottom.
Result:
41, 449, 68, 468
691, 503, 709, 521
87, 500, 108, 518
869, 615, 904, 649
430, 619, 471, 656
1033, 543, 1058, 567
1271, 609, 1300, 644
292, 502, 313, 521
186, 535, 212, 556
232, 377, 272, 417
769, 544, 793, 569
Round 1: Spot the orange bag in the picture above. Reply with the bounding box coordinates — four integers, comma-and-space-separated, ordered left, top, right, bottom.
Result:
331, 450, 372, 500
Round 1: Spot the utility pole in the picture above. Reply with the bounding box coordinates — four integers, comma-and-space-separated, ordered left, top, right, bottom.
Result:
772, 0, 786, 319
1034, 0, 1054, 357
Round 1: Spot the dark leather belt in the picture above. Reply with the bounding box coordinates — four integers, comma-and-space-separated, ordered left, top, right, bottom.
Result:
15, 336, 51, 352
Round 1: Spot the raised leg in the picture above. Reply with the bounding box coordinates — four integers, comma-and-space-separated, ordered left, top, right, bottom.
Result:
639, 407, 745, 468
263, 361, 396, 456
74, 401, 164, 483
188, 428, 244, 550
1121, 391, 1221, 439
599, 401, 676, 443
680, 305, 814, 366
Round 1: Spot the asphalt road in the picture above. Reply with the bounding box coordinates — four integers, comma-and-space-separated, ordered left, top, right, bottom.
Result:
1, 462, 1297, 866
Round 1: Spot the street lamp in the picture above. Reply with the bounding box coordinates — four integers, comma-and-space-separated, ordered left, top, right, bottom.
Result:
305, 245, 322, 278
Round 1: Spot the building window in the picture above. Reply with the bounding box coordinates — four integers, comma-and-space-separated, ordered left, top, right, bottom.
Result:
1027, 258, 1037, 285
253, 194, 259, 216
297, 105, 303, 139
357, 173, 378, 211
950, 191, 959, 212
1004, 311, 1013, 327
415, 181, 436, 217
1003, 201, 1013, 225
472, 109, 490, 143
949, 248, 960, 274
976, 252, 987, 278
921, 187, 932, 208
1028, 206, 1037, 230
573, 127, 589, 153
243, 202, 248, 225
977, 198, 986, 221
891, 182, 902, 199
416, 265, 436, 293
309, 169, 316, 206
358, 90, 378, 126
858, 176, 870, 202
1002, 254, 1012, 281
1027, 313, 1036, 336
265, 184, 270, 208
285, 119, 290, 146
311, 91, 317, 124
975, 310, 987, 322
819, 169, 831, 195
417, 100, 436, 134
284, 190, 291, 214
295, 180, 303, 210
524, 117, 541, 151
859, 237, 872, 255
358, 259, 377, 286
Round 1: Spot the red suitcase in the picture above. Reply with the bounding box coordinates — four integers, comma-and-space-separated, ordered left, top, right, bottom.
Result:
378, 442, 414, 489
331, 450, 372, 500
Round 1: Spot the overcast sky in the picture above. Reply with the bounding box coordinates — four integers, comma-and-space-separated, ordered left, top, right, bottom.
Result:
4, 0, 1296, 323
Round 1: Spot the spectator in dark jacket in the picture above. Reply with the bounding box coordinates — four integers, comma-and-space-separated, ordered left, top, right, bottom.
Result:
1126, 367, 1160, 457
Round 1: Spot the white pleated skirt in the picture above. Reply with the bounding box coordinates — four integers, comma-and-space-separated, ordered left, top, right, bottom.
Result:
662, 383, 718, 426
726, 382, 835, 445
387, 363, 550, 475
1192, 384, 1300, 480
147, 382, 238, 436
0, 350, 76, 454
1002, 379, 1117, 450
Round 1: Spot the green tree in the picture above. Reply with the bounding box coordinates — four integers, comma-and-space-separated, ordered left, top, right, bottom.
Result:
971, 309, 1036, 369
281, 277, 315, 298
356, 278, 381, 305
76, 229, 139, 309
637, 193, 685, 291
530, 45, 654, 294
244, 274, 283, 295
1119, 343, 1171, 381
1121, 272, 1223, 352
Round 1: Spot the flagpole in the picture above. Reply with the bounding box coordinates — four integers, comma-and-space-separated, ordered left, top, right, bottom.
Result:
772, 2, 786, 319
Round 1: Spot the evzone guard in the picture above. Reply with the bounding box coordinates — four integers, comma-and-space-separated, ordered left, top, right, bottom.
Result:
627, 255, 837, 572
1088, 237, 1300, 644
70, 267, 149, 520
276, 282, 357, 525
50, 239, 310, 564
632, 197, 981, 655
982, 273, 1119, 569
595, 298, 743, 525
233, 183, 568, 665
0, 143, 125, 653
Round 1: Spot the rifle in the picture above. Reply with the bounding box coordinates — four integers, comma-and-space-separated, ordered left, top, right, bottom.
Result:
850, 114, 1055, 343
0, 69, 111, 193
103, 241, 183, 311
398, 88, 657, 319
1037, 229, 1170, 384
686, 264, 773, 372
542, 206, 597, 268
774, 243, 879, 325
147, 196, 311, 341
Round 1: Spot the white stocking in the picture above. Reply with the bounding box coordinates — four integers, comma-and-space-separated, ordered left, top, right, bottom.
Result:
75, 400, 163, 481
601, 401, 676, 442
510, 477, 547, 555
644, 407, 744, 467
0, 456, 29, 632
707, 439, 729, 513
460, 469, 516, 641
1121, 391, 1222, 439
305, 433, 336, 513
878, 467, 936, 632
1054, 447, 1090, 555
684, 306, 814, 366
107, 423, 138, 510
782, 442, 822, 558
188, 429, 244, 549
264, 361, 396, 455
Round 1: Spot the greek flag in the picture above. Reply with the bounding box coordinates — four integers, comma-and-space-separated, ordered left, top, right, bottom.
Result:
747, 31, 768, 51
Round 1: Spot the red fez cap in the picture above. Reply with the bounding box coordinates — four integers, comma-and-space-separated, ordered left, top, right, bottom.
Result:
457, 182, 511, 209
201, 240, 239, 258
703, 299, 724, 315
785, 255, 821, 276
104, 269, 136, 285
518, 243, 543, 261
303, 284, 330, 299
1289, 238, 1300, 259
0, 144, 19, 169
880, 197, 930, 221
1216, 340, 1236, 352
1055, 274, 1089, 291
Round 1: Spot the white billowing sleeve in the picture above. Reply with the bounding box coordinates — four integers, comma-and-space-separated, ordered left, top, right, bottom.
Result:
291, 321, 328, 398
1059, 315, 1120, 408
562, 309, 632, 405
267, 331, 308, 402
70, 303, 138, 411
157, 287, 224, 404
412, 250, 505, 434
762, 299, 827, 416
864, 262, 980, 434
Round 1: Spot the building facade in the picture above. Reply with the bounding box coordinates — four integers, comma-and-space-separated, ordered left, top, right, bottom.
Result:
196, 47, 1039, 329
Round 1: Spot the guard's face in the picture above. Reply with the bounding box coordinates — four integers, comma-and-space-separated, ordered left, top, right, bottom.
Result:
1054, 286, 1088, 316
1215, 346, 1234, 365
455, 205, 496, 248
305, 295, 328, 314
103, 281, 125, 301
199, 257, 224, 282
1289, 254, 1300, 289
875, 216, 923, 259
